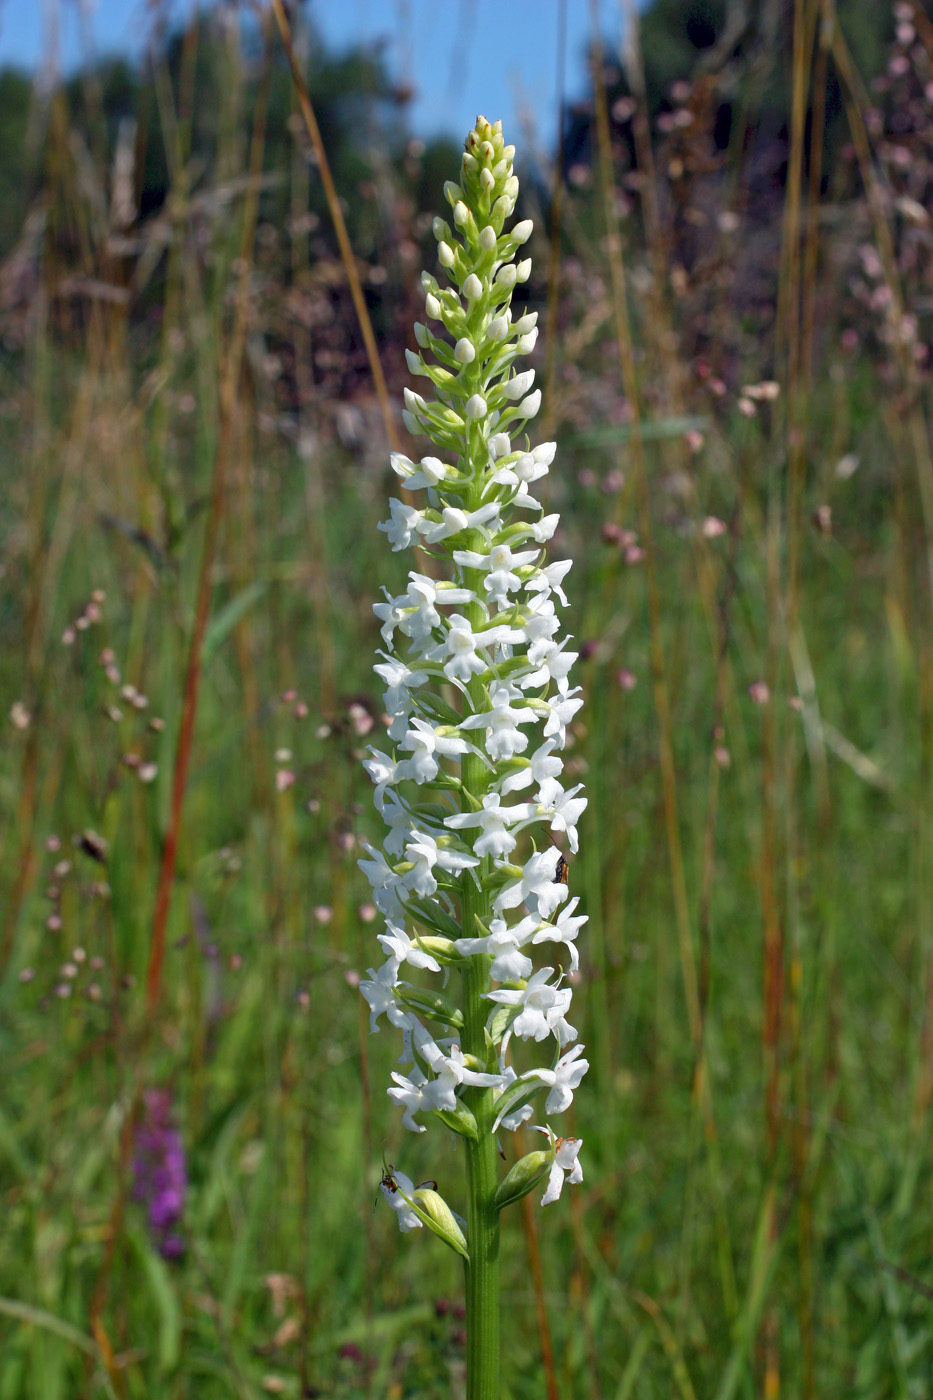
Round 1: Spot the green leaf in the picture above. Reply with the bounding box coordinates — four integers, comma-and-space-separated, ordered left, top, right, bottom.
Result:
491, 1075, 544, 1132
203, 581, 269, 665
563, 415, 709, 448
403, 897, 463, 941
126, 1226, 181, 1373
432, 1105, 478, 1140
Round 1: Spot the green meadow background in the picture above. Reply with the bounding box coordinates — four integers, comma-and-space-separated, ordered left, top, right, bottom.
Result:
2, 2, 933, 1396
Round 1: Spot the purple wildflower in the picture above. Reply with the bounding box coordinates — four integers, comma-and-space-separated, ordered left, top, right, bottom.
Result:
132, 1089, 187, 1260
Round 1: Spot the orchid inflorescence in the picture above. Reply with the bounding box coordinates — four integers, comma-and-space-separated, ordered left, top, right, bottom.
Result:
359, 116, 588, 1255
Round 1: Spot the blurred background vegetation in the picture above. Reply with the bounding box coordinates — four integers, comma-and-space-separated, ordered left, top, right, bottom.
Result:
2, 0, 933, 1396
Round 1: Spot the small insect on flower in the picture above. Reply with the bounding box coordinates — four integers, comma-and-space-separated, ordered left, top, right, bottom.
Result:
554, 853, 570, 887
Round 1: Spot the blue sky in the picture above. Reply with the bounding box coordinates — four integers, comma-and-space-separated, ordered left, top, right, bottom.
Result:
0, 1, 624, 151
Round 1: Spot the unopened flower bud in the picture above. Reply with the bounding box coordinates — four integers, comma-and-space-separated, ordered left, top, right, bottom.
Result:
494, 1149, 552, 1212
465, 394, 487, 419
478, 225, 497, 252
438, 241, 456, 269
487, 315, 509, 341
414, 322, 430, 348
515, 258, 531, 282
516, 389, 541, 418
454, 338, 476, 364
444, 180, 463, 207
495, 265, 517, 290
412, 1188, 469, 1258
505, 370, 535, 400
511, 219, 533, 244
425, 292, 442, 320
463, 274, 483, 300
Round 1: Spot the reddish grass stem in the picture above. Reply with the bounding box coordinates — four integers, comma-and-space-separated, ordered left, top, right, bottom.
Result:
145, 19, 272, 1012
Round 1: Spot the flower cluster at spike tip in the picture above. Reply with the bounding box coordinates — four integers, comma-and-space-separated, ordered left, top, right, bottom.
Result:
360, 117, 588, 1216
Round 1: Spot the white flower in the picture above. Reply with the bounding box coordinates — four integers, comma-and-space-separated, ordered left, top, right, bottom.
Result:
401, 830, 441, 898
358, 844, 406, 919
363, 749, 403, 813
382, 1168, 423, 1229
378, 919, 442, 973
541, 1045, 589, 1114
535, 778, 587, 853
530, 896, 587, 974
460, 682, 534, 762
378, 497, 426, 551
488, 932, 534, 981
373, 654, 428, 727
452, 541, 540, 608
494, 846, 568, 919
541, 685, 584, 746
427, 614, 517, 683
388, 1067, 431, 1131
445, 792, 535, 859
420, 501, 500, 545
541, 1136, 583, 1205
525, 559, 573, 607
390, 452, 452, 489
498, 739, 562, 795
486, 966, 576, 1043
422, 1044, 504, 1111
359, 961, 415, 1034
490, 441, 555, 498
398, 717, 468, 783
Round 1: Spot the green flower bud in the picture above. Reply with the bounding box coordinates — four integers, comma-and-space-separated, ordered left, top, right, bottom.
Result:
412, 1188, 470, 1259
403, 897, 464, 942
432, 1103, 479, 1141
395, 985, 464, 1031
494, 1150, 553, 1213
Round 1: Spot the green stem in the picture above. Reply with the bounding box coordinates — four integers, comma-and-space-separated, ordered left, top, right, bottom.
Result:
461, 942, 501, 1399
458, 356, 500, 1397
